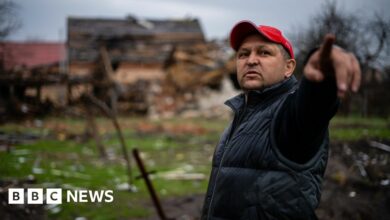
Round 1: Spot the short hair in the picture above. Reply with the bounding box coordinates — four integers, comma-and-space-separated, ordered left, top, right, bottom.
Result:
276, 44, 292, 60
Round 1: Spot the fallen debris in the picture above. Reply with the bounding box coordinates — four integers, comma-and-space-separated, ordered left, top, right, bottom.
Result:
317, 139, 390, 220
157, 170, 205, 181
368, 140, 390, 153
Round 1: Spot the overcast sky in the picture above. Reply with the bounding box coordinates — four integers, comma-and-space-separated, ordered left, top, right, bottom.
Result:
7, 0, 390, 42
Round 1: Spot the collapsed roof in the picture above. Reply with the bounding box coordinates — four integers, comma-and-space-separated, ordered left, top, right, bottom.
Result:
67, 16, 206, 64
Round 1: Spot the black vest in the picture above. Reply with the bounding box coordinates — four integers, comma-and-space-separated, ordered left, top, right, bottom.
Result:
201, 77, 328, 220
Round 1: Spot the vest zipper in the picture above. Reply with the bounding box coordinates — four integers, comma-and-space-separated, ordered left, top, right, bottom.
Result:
206, 104, 247, 219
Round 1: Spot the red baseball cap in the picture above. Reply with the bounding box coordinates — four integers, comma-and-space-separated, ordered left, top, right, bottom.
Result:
230, 20, 294, 59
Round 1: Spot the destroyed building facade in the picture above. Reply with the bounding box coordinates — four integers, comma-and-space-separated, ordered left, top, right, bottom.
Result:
67, 16, 205, 80
0, 16, 238, 119
67, 16, 236, 117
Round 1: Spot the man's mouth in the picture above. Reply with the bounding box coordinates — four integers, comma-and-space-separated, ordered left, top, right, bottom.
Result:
244, 71, 260, 78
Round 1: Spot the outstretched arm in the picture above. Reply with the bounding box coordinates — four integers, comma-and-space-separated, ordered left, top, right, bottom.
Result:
276, 35, 362, 163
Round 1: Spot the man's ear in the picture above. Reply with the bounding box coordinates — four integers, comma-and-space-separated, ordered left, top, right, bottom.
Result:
284, 59, 296, 78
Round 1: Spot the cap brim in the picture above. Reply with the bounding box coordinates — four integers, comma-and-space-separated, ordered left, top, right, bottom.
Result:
230, 20, 260, 51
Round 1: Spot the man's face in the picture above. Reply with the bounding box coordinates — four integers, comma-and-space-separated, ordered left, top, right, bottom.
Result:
236, 34, 295, 91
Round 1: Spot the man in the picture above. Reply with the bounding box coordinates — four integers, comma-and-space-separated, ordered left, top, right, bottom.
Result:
201, 20, 361, 220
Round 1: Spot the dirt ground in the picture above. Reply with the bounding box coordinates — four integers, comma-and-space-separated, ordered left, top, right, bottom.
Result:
316, 139, 390, 220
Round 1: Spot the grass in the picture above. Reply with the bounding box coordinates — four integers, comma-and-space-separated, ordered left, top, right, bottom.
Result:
1, 115, 389, 219
329, 116, 390, 141
0, 116, 224, 219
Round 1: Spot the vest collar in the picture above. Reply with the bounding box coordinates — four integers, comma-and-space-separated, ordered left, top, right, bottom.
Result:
225, 76, 297, 112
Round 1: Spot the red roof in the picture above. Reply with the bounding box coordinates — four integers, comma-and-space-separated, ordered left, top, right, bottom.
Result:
0, 42, 65, 70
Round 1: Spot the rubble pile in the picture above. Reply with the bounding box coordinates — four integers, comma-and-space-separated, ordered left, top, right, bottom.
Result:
150, 42, 238, 119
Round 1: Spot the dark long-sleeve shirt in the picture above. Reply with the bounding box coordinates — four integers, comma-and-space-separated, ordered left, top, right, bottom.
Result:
275, 76, 339, 163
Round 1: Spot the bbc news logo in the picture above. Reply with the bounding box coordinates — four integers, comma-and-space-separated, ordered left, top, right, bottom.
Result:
8, 188, 114, 204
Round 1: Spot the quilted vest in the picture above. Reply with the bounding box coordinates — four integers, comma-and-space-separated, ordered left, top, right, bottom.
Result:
201, 77, 328, 220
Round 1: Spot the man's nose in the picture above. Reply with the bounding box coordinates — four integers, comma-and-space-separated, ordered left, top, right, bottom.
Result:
247, 52, 259, 66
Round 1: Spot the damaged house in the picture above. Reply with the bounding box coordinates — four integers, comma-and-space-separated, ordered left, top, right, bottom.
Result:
0, 16, 238, 119
67, 16, 237, 117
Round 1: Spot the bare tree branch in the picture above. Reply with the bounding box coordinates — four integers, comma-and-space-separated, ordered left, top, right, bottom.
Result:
291, 0, 390, 73
0, 0, 21, 39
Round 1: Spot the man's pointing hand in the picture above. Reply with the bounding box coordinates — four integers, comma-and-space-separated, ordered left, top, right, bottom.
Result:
303, 34, 361, 98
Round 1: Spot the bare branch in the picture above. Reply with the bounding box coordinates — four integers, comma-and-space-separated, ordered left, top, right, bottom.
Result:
0, 0, 21, 39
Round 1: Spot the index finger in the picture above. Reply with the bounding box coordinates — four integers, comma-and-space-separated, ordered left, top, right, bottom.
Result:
319, 34, 336, 72
350, 53, 362, 92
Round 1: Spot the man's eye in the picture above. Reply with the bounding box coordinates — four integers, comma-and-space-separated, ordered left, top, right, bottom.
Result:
259, 50, 270, 56
238, 52, 249, 58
